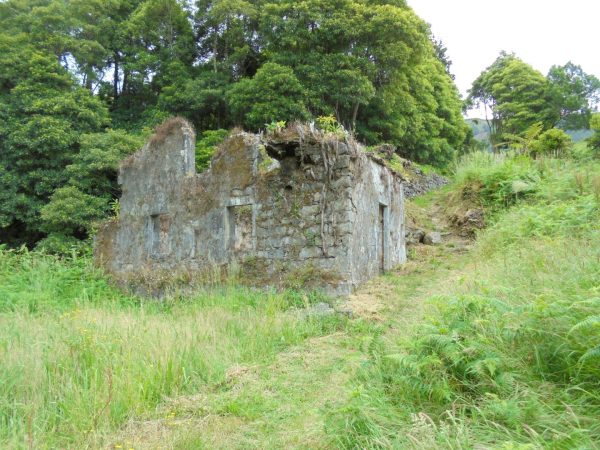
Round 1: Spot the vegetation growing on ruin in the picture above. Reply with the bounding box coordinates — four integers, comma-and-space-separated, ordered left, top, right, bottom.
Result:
2, 147, 600, 448
1, 1, 600, 447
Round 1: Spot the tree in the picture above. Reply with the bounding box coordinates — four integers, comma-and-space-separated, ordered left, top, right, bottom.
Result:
158, 68, 230, 130
292, 54, 375, 130
227, 62, 310, 130
432, 36, 454, 80
194, 0, 260, 79
547, 62, 600, 130
126, 0, 196, 89
65, 130, 144, 197
0, 36, 109, 245
260, 0, 468, 164
466, 53, 555, 148
0, 0, 471, 247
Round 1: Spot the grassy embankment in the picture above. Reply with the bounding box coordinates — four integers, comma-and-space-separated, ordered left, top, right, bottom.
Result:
328, 151, 600, 449
1, 149, 599, 449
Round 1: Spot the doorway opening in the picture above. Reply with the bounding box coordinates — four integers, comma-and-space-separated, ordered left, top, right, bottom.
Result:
378, 204, 387, 273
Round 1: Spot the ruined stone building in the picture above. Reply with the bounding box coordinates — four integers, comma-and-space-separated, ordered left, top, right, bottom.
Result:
95, 118, 407, 296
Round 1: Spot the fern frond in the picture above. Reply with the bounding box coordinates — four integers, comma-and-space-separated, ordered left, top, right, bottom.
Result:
580, 345, 600, 362
523, 122, 544, 141
570, 315, 600, 333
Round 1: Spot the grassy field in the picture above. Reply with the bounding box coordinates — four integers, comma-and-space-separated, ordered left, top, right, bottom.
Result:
0, 253, 347, 448
1, 152, 600, 449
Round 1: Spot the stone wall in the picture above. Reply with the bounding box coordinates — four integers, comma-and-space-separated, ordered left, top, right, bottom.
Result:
95, 119, 406, 296
347, 156, 406, 286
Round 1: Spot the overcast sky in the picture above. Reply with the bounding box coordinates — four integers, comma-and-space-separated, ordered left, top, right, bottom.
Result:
408, 0, 600, 110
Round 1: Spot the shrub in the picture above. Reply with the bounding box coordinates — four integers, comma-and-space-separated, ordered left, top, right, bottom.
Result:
453, 152, 541, 212
40, 186, 109, 236
316, 115, 346, 136
529, 128, 572, 158
35, 233, 91, 256
588, 113, 600, 157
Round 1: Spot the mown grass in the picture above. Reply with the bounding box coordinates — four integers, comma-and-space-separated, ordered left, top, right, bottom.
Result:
327, 152, 600, 449
0, 250, 345, 448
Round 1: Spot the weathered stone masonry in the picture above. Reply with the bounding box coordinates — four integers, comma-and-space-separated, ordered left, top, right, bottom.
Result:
95, 118, 407, 296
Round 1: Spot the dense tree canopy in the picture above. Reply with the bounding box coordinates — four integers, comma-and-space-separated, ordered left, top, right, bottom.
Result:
547, 62, 600, 129
466, 53, 554, 148
0, 34, 109, 244
0, 0, 470, 247
467, 53, 600, 148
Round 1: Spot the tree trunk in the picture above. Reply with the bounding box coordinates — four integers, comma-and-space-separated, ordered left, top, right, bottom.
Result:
352, 103, 360, 131
213, 33, 218, 73
113, 52, 120, 103
123, 68, 129, 97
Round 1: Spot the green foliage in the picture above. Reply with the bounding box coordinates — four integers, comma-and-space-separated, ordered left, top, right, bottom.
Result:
453, 152, 541, 212
37, 130, 143, 248
35, 233, 91, 256
570, 316, 600, 362
40, 186, 109, 236
195, 129, 230, 172
227, 62, 311, 130
591, 113, 600, 131
529, 128, 573, 158
467, 55, 600, 149
478, 159, 600, 249
467, 53, 555, 147
547, 62, 600, 129
0, 35, 109, 245
265, 121, 287, 134
67, 130, 144, 196
316, 115, 346, 135
502, 122, 543, 153
588, 113, 600, 157
158, 69, 230, 131
0, 0, 473, 246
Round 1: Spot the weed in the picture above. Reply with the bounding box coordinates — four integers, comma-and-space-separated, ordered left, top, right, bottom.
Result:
265, 120, 287, 134
316, 115, 347, 137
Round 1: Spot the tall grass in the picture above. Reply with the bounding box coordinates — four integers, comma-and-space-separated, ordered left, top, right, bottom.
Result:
327, 153, 600, 449
0, 249, 343, 448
